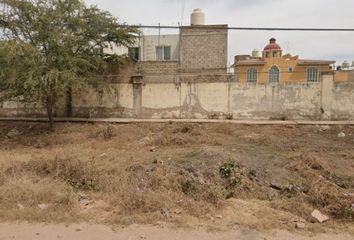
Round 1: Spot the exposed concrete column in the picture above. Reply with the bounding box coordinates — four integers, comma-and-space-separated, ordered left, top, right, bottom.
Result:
321, 72, 334, 120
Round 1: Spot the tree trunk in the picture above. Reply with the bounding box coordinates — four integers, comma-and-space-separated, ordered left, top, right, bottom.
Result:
46, 95, 54, 130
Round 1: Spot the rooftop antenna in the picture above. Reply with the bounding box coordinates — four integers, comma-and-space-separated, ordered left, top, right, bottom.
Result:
158, 23, 161, 45
285, 40, 291, 53
181, 0, 186, 26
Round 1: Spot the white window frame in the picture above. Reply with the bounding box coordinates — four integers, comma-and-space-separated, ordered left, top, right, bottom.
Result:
307, 67, 320, 82
156, 46, 171, 61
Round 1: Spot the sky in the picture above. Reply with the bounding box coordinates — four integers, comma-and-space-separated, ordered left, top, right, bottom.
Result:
84, 0, 354, 67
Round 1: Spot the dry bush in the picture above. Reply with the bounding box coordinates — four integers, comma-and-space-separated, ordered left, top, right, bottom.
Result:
114, 190, 168, 215
89, 124, 116, 140
0, 178, 76, 222
181, 180, 226, 206
27, 154, 101, 191
209, 124, 235, 135
306, 176, 354, 220
149, 124, 222, 147
285, 154, 354, 220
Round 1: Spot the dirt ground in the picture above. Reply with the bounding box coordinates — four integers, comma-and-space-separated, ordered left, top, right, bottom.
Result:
0, 122, 353, 238
0, 223, 354, 240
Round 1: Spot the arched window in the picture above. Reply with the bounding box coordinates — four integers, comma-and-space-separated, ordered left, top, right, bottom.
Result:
307, 67, 319, 82
269, 66, 280, 83
247, 68, 258, 82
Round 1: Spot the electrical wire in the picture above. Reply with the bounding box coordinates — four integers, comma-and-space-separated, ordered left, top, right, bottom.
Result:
128, 25, 354, 32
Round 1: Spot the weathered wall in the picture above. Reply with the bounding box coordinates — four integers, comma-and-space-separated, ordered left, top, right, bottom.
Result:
1, 74, 354, 121
68, 75, 354, 120
332, 82, 354, 120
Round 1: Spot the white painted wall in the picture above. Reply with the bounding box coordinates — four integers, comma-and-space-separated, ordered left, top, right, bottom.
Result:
105, 34, 180, 61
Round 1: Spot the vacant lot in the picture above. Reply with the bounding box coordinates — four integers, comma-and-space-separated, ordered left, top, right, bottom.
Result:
0, 122, 353, 235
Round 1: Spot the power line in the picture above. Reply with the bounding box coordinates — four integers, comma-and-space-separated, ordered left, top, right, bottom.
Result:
130, 25, 354, 32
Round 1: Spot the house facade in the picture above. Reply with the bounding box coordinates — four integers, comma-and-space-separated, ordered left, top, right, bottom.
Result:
233, 38, 349, 83
109, 9, 228, 83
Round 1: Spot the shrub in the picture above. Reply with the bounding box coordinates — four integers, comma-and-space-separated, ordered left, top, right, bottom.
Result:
27, 155, 100, 191
219, 160, 239, 179
90, 125, 116, 140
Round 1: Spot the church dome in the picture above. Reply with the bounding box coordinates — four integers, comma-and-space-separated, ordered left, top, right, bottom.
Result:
264, 38, 282, 51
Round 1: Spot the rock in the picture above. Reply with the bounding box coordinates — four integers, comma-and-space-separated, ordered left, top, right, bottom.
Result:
79, 194, 93, 206
150, 147, 157, 152
318, 125, 330, 132
17, 203, 25, 210
338, 132, 346, 138
38, 203, 49, 210
171, 110, 180, 118
162, 112, 173, 119
351, 203, 354, 209
140, 236, 146, 239
270, 181, 283, 191
295, 222, 306, 229
141, 136, 151, 145
99, 153, 107, 158
174, 209, 182, 215
7, 129, 20, 138
194, 113, 206, 119
216, 215, 223, 219
161, 208, 171, 218
311, 209, 329, 223
151, 114, 161, 119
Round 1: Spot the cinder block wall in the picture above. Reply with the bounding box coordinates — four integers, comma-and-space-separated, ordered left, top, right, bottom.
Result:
180, 25, 228, 73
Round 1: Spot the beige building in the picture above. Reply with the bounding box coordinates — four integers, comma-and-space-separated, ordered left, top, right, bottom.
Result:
233, 38, 350, 83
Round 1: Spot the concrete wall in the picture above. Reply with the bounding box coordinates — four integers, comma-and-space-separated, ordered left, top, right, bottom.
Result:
66, 74, 354, 121
1, 74, 354, 121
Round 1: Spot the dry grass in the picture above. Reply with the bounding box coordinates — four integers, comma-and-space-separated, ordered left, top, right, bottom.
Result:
0, 122, 353, 230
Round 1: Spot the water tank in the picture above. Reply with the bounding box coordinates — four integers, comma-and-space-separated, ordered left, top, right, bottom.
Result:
252, 49, 261, 58
342, 60, 350, 69
191, 9, 205, 26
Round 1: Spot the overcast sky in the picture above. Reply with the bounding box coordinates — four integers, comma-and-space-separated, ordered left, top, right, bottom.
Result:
84, 0, 354, 66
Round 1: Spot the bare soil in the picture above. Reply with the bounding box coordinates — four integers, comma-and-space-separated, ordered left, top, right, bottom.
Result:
0, 122, 353, 236
0, 223, 353, 240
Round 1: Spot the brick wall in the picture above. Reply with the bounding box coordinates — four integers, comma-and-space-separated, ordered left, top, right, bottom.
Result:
107, 61, 179, 84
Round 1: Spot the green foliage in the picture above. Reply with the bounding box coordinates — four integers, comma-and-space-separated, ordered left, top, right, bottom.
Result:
219, 159, 239, 179
0, 0, 137, 126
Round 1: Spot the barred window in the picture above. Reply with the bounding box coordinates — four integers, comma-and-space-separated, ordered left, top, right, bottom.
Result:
269, 66, 280, 83
307, 67, 320, 82
247, 68, 258, 82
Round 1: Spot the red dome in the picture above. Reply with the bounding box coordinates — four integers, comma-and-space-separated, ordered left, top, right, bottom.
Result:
264, 38, 282, 51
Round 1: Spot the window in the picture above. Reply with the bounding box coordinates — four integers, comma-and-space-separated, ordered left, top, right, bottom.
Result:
156, 46, 171, 61
129, 47, 140, 60
272, 51, 277, 58
307, 67, 319, 82
247, 68, 258, 82
269, 66, 280, 83
265, 52, 270, 58
288, 67, 293, 72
